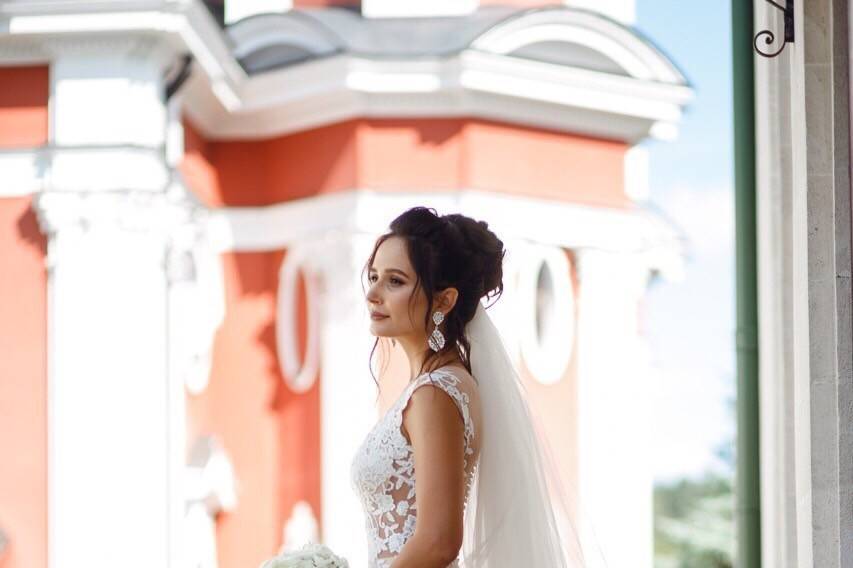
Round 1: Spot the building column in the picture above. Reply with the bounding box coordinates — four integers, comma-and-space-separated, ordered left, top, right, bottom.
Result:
574, 249, 654, 568
754, 1, 799, 565
311, 231, 382, 565
795, 0, 853, 566
33, 36, 192, 568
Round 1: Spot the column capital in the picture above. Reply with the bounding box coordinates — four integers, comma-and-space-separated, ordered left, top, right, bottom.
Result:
32, 188, 207, 272
33, 189, 199, 237
0, 32, 184, 70
42, 33, 184, 70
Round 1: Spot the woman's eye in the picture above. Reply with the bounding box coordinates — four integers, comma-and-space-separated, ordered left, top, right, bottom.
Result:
368, 274, 403, 285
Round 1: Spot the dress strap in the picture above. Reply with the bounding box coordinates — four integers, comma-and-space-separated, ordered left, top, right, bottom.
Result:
399, 369, 475, 465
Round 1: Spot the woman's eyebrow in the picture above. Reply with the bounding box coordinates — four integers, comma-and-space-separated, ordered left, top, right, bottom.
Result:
369, 267, 409, 278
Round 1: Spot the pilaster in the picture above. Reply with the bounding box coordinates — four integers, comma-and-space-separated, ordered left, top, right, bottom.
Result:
574, 248, 653, 568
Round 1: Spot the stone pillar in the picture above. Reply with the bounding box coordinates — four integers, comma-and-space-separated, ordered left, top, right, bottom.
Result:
754, 2, 799, 565
33, 36, 192, 568
796, 0, 853, 565
574, 249, 653, 568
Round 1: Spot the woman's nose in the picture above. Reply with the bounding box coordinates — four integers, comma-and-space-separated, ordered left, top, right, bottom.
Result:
366, 282, 381, 304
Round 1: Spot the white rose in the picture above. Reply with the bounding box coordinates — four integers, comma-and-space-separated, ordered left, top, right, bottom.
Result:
258, 543, 349, 568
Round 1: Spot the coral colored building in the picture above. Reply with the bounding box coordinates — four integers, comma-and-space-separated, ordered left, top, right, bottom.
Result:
0, 1, 690, 567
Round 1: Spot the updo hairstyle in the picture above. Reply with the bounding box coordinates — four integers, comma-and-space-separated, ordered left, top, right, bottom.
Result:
363, 206, 506, 382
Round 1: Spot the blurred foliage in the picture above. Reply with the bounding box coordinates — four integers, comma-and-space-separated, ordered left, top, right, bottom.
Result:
654, 394, 736, 568
653, 472, 734, 568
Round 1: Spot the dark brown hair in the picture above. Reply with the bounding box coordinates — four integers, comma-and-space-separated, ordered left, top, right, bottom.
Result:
362, 206, 505, 386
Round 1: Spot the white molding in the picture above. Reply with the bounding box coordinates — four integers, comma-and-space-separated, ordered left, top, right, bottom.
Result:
470, 9, 680, 84
0, 36, 52, 64
227, 13, 340, 60
0, 2, 691, 142
0, 145, 174, 196
277, 242, 322, 393
516, 243, 576, 385
204, 189, 685, 279
47, 145, 169, 192
0, 0, 247, 111
32, 188, 197, 239
184, 50, 691, 142
204, 190, 361, 252
12, 171, 684, 277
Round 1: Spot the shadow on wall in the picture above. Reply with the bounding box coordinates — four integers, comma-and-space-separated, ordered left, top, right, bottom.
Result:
16, 202, 47, 257
0, 524, 8, 567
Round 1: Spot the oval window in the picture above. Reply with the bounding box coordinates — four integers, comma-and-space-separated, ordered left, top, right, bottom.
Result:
278, 246, 321, 393
518, 246, 575, 385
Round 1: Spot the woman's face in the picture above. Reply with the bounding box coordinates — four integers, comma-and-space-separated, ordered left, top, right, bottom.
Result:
365, 236, 429, 341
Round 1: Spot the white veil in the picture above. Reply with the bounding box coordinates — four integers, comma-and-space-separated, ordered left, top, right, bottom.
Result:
460, 301, 595, 568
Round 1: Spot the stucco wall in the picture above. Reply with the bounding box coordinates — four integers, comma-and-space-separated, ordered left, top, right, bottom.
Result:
0, 65, 49, 568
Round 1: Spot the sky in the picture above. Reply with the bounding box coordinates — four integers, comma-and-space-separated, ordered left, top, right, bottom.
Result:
635, 1, 736, 482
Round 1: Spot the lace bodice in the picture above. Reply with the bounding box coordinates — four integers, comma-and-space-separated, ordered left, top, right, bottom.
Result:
350, 368, 480, 568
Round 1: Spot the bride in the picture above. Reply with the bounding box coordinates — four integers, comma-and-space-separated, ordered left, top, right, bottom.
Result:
349, 207, 589, 567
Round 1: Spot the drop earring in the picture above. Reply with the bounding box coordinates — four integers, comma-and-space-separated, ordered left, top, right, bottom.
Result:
428, 310, 445, 351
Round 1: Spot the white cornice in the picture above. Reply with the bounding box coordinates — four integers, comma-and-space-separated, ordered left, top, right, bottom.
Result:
32, 188, 197, 239
1, 2, 692, 142
470, 9, 683, 84
0, 145, 171, 195
183, 50, 691, 142
0, 0, 246, 111
3, 146, 684, 274
204, 188, 685, 280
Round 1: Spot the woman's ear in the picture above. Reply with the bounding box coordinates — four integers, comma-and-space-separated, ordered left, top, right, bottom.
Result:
435, 287, 459, 315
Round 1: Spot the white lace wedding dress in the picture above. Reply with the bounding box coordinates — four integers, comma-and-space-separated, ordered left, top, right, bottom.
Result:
350, 367, 481, 568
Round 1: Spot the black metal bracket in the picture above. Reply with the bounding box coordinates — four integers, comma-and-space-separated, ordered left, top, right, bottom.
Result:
165, 54, 194, 102
754, 0, 795, 58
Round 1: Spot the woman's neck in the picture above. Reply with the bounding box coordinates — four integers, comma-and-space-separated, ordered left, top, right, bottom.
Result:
395, 332, 463, 379
414, 354, 464, 380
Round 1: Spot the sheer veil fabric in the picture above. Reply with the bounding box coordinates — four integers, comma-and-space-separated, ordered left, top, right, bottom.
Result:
461, 302, 601, 568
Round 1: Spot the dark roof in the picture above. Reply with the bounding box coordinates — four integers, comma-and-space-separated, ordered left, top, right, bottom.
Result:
231, 6, 522, 74
228, 5, 688, 85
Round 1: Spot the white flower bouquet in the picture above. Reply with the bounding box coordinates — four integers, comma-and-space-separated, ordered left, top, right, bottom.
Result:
259, 543, 349, 568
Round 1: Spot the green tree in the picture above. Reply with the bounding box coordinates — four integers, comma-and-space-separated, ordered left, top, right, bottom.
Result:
654, 393, 735, 567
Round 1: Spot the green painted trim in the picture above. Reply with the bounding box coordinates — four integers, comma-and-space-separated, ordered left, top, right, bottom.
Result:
731, 1, 762, 566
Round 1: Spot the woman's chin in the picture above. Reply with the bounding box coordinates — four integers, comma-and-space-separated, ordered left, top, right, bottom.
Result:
369, 321, 392, 336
